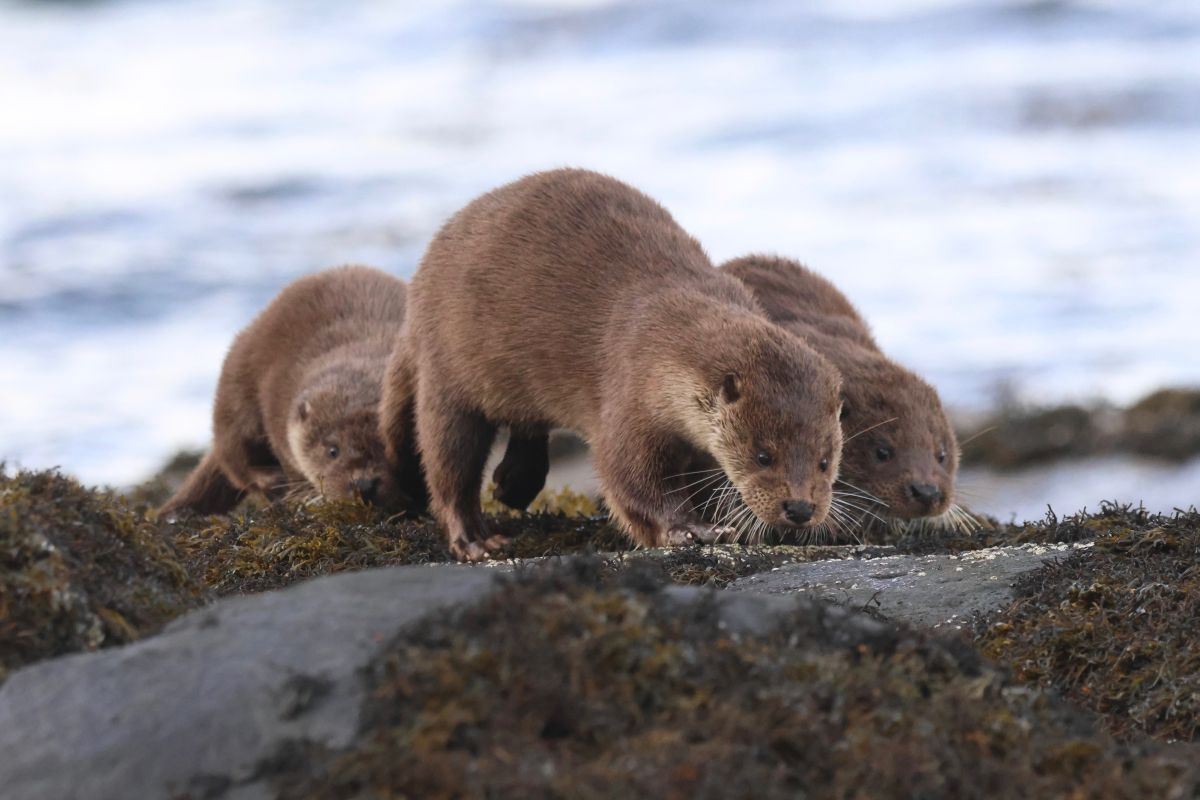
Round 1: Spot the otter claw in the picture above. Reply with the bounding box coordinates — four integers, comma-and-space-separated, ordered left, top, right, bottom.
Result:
662, 523, 723, 547
449, 538, 490, 563
482, 534, 511, 552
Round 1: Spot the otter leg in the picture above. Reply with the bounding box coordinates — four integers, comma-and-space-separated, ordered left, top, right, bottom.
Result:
416, 384, 499, 562
592, 430, 725, 549
158, 451, 247, 518
492, 427, 550, 511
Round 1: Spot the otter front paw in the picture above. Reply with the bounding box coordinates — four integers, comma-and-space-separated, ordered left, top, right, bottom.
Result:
661, 522, 726, 547
447, 533, 511, 563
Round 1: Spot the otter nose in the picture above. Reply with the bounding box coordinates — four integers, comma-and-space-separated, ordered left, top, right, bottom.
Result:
782, 500, 815, 525
353, 477, 382, 503
909, 482, 942, 508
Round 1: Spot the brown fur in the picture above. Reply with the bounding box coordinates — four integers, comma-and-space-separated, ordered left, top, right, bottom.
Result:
160, 266, 425, 517
386, 169, 843, 560
721, 255, 958, 523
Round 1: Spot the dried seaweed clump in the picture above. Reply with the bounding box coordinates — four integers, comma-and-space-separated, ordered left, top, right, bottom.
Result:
170, 499, 631, 596
273, 564, 1200, 799
0, 467, 208, 681
888, 501, 1159, 554
978, 506, 1200, 743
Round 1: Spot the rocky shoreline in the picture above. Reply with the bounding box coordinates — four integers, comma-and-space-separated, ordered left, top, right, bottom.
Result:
1, 465, 1199, 798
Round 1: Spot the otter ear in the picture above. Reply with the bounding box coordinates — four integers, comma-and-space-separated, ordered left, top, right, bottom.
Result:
297, 400, 310, 422
720, 373, 741, 404
839, 395, 851, 420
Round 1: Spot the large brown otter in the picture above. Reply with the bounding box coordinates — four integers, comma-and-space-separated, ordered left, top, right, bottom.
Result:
719, 255, 959, 526
387, 169, 843, 561
492, 255, 961, 534
160, 266, 426, 517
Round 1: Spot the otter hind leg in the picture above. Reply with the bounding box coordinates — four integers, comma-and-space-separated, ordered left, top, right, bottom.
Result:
158, 450, 246, 518
416, 385, 500, 562
492, 428, 551, 511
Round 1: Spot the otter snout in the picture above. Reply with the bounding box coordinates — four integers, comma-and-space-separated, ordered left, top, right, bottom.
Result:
352, 476, 383, 504
780, 499, 816, 526
908, 482, 943, 511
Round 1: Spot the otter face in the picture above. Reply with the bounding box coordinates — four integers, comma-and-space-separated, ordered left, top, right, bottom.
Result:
287, 393, 400, 507
708, 367, 842, 533
837, 377, 958, 521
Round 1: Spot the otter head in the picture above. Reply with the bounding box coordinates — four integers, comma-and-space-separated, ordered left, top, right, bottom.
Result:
287, 386, 399, 507
699, 326, 843, 532
836, 357, 958, 520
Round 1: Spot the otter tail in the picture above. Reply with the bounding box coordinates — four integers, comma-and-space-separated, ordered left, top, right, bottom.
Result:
158, 451, 245, 518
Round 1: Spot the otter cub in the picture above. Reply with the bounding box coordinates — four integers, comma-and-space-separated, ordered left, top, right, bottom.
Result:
160, 266, 425, 517
388, 168, 843, 561
721, 255, 959, 526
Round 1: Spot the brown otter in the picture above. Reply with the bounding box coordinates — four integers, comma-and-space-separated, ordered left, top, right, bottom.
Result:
492, 255, 962, 535
387, 168, 843, 561
721, 255, 960, 529
160, 265, 426, 517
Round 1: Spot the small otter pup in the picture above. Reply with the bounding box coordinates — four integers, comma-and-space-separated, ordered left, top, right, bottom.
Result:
160, 266, 425, 517
721, 255, 960, 527
388, 168, 843, 561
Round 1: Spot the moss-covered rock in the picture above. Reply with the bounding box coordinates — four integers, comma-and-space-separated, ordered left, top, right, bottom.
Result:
270, 564, 1200, 799
977, 506, 1200, 743
0, 467, 208, 682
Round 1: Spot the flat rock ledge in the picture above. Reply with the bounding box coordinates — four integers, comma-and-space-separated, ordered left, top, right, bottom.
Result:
0, 563, 853, 800
730, 541, 1094, 629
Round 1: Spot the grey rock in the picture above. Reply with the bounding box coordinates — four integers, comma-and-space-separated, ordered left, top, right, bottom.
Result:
729, 542, 1094, 629
0, 565, 498, 800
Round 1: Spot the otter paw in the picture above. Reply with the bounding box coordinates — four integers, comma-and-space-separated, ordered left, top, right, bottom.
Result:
661, 522, 723, 547
482, 534, 511, 552
448, 538, 491, 563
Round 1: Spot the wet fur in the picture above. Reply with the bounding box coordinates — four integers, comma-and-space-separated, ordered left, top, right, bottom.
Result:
386, 169, 842, 560
161, 266, 425, 517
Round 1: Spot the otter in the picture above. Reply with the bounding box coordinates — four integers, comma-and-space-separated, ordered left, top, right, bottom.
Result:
720, 255, 960, 530
160, 265, 426, 517
386, 168, 843, 561
492, 255, 961, 535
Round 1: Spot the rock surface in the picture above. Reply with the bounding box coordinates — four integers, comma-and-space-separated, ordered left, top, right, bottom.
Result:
729, 542, 1093, 630
0, 565, 498, 800
0, 562, 827, 800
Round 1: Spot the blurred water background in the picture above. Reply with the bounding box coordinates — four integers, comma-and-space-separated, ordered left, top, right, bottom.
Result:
2, 0, 1198, 518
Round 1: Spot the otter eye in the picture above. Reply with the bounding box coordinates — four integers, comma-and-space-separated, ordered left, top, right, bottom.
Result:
937, 448, 947, 464
819, 457, 830, 473
755, 450, 773, 467
327, 445, 340, 460
876, 446, 894, 463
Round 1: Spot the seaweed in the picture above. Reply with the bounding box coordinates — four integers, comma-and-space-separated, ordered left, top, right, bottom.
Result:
0, 467, 208, 682
271, 563, 1200, 799
977, 505, 1200, 742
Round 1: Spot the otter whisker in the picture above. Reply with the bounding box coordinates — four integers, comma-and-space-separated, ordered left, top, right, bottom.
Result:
720, 507, 749, 542
834, 479, 888, 508
842, 416, 900, 445
669, 471, 731, 514
663, 466, 725, 482
703, 481, 739, 524
666, 470, 728, 496
956, 425, 998, 449
833, 497, 888, 527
